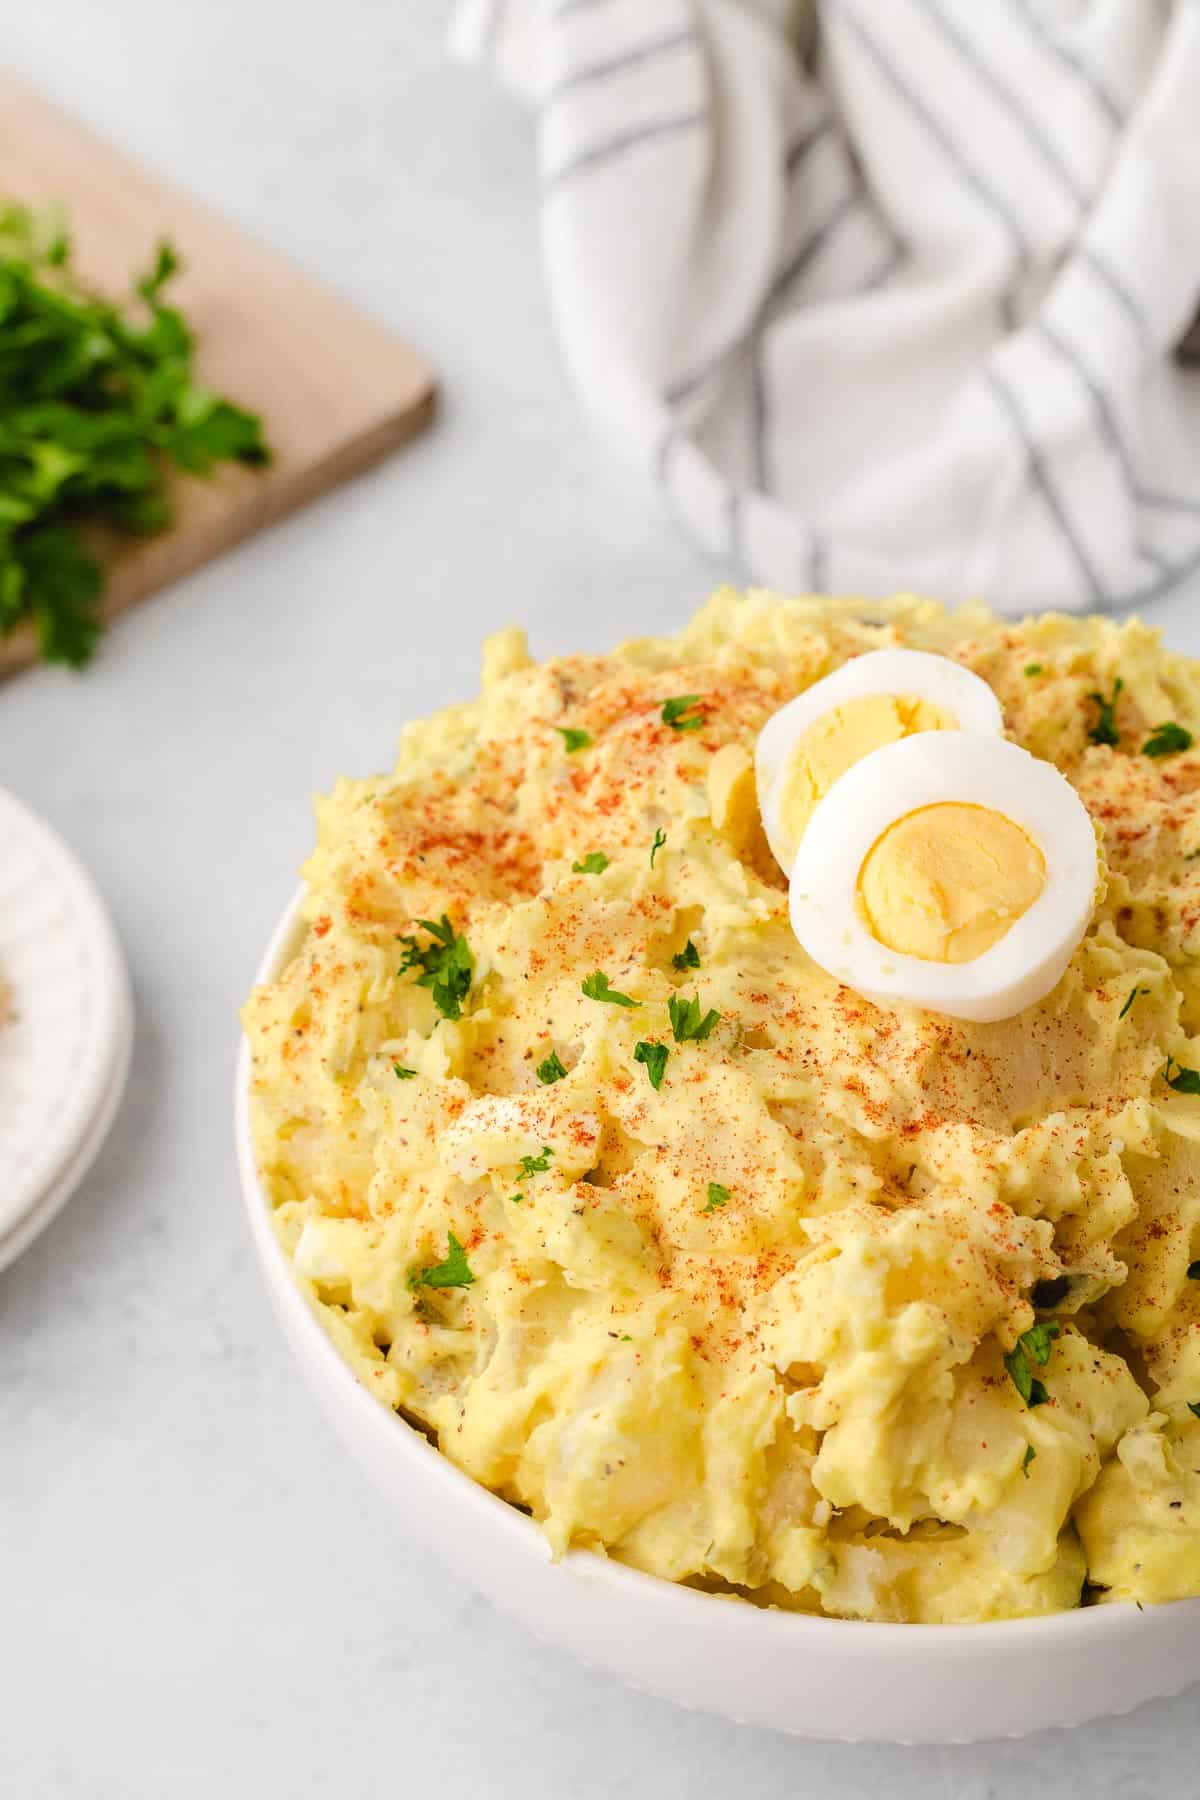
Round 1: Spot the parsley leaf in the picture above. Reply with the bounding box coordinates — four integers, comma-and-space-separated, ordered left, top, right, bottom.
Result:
1087, 678, 1122, 748
650, 828, 667, 867
672, 938, 700, 971
1165, 1057, 1200, 1096
1022, 1444, 1037, 1478
669, 992, 721, 1043
582, 971, 639, 1008
1143, 721, 1193, 758
1004, 1320, 1061, 1408
556, 727, 592, 753
1024, 663, 1044, 677
634, 1040, 669, 1090
137, 239, 178, 302
518, 1147, 553, 1178
1005, 1355, 1046, 1408
572, 852, 609, 875
661, 694, 706, 732
508, 1192, 525, 1205
536, 1050, 568, 1085
392, 1064, 417, 1080
703, 1182, 730, 1212
0, 204, 270, 666
1021, 1321, 1061, 1366
408, 1231, 475, 1291
397, 915, 474, 1020
1118, 987, 1149, 1020
12, 524, 103, 666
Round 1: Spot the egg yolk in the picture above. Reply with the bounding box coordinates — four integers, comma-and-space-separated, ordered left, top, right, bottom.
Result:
857, 802, 1046, 964
778, 693, 956, 857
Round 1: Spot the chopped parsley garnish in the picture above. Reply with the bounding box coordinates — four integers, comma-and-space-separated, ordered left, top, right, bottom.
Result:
672, 938, 701, 971
1024, 663, 1044, 677
508, 1192, 525, 1205
397, 915, 474, 1020
1022, 1320, 1061, 1364
660, 694, 706, 732
1118, 987, 1149, 1020
703, 1182, 731, 1212
1087, 678, 1122, 748
1022, 1444, 1037, 1478
1189, 1402, 1200, 1421
1005, 1320, 1061, 1408
392, 1064, 417, 1080
650, 828, 667, 867
1165, 1057, 1200, 1096
536, 1050, 568, 1085
0, 206, 270, 667
408, 1231, 475, 1291
1187, 1261, 1200, 1280
634, 1040, 669, 1090
669, 992, 721, 1043
582, 971, 639, 1008
572, 852, 609, 875
518, 1147, 554, 1178
556, 727, 592, 752
1143, 721, 1193, 758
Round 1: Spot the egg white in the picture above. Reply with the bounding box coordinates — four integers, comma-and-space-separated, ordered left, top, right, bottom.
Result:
788, 732, 1098, 1024
756, 649, 1004, 875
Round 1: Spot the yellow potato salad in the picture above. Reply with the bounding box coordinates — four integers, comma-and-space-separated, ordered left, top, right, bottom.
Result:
242, 590, 1200, 1622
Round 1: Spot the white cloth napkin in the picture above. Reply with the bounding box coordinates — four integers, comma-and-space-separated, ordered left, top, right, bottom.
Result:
453, 0, 1200, 615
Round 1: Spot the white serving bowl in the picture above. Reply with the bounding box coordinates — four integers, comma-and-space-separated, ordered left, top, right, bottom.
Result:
237, 888, 1200, 1743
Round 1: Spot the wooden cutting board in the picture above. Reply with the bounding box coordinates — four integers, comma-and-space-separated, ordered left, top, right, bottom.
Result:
0, 74, 436, 675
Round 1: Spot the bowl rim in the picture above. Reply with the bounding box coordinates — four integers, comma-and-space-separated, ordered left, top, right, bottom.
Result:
237, 881, 1197, 1653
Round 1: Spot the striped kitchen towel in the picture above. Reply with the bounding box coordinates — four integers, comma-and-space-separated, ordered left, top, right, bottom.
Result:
452, 0, 1200, 615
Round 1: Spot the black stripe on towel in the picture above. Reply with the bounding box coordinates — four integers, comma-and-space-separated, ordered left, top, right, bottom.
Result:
664, 191, 859, 405
983, 368, 1110, 608
542, 108, 704, 191
835, 2, 1032, 282
1006, 0, 1125, 131
784, 118, 833, 177
1035, 317, 1138, 491
1115, 538, 1200, 611
544, 25, 700, 104
917, 0, 1087, 208
1075, 246, 1153, 350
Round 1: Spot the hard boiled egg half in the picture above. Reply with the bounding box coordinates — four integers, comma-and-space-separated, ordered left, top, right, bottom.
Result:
755, 649, 1004, 875
788, 732, 1098, 1023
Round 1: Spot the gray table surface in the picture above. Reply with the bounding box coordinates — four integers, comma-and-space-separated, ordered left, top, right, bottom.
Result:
3, 6, 1198, 1795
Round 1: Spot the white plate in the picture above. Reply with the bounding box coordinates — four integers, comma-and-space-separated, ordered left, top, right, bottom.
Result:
0, 786, 132, 1270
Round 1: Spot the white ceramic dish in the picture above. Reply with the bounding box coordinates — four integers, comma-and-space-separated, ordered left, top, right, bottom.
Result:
237, 887, 1200, 1743
0, 786, 133, 1272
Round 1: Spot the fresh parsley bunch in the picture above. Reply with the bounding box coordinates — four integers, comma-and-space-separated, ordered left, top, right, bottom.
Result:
0, 201, 269, 667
